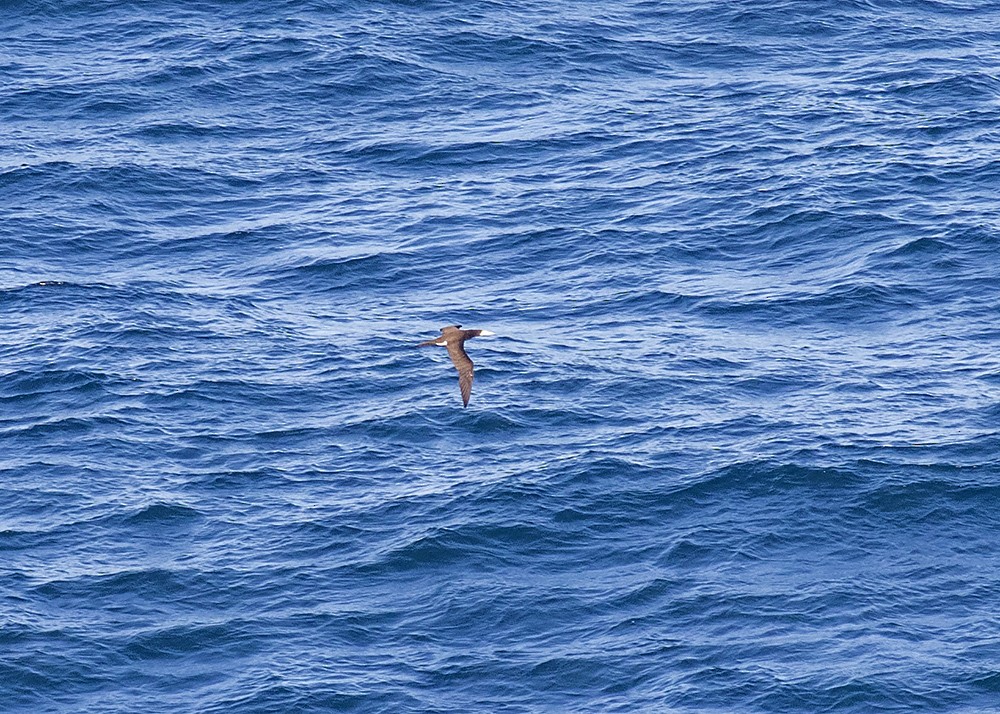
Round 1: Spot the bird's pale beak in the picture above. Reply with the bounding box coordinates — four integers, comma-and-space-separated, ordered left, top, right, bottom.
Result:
479, 330, 495, 336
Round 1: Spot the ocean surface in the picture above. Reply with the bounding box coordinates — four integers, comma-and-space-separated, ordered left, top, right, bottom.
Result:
3, 1, 1000, 711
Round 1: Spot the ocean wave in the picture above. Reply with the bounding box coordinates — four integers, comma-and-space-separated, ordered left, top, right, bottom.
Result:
3, 0, 999, 711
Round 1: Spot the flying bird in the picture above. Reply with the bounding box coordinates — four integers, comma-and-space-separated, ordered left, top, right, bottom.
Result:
418, 325, 495, 407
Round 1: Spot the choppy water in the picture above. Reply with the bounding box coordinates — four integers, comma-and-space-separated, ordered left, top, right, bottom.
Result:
3, 1, 1000, 712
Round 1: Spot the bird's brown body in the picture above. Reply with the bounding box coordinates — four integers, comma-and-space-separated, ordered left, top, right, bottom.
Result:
418, 325, 494, 407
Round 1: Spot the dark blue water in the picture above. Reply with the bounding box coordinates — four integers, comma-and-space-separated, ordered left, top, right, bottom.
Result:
3, 1, 1000, 711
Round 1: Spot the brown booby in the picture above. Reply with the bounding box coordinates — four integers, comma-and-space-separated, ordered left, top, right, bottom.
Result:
418, 325, 495, 407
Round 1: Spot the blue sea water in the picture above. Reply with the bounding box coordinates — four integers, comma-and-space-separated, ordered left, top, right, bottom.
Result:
3, 0, 1000, 711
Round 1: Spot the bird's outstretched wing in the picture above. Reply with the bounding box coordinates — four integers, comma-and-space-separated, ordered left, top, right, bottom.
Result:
446, 341, 474, 407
